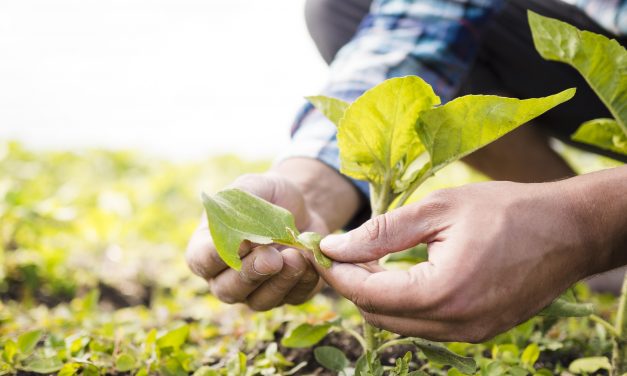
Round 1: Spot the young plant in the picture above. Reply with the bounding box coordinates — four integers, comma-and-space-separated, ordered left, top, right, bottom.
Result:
529, 11, 627, 375
203, 76, 579, 373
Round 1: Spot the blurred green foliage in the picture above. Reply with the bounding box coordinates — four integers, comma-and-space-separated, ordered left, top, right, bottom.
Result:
0, 140, 623, 375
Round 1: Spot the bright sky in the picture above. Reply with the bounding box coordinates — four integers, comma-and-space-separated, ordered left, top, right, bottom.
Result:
0, 0, 328, 160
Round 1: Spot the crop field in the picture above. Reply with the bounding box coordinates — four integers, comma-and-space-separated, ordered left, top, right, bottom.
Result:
0, 139, 624, 375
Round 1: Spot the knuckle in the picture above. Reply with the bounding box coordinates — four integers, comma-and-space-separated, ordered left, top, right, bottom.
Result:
299, 269, 319, 285
421, 189, 454, 212
247, 299, 273, 312
185, 246, 210, 279
238, 268, 259, 285
363, 213, 393, 249
210, 284, 240, 304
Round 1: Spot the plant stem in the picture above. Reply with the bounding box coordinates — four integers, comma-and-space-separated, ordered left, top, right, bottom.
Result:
375, 337, 415, 353
342, 326, 368, 352
364, 321, 381, 351
390, 172, 432, 210
589, 314, 620, 338
363, 180, 395, 354
611, 272, 627, 375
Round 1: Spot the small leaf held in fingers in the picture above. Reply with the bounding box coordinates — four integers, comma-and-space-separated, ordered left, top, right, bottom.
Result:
202, 189, 301, 270
297, 232, 332, 268
203, 188, 332, 270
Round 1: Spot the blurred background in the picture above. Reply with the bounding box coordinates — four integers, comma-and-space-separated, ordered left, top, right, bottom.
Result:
0, 0, 327, 160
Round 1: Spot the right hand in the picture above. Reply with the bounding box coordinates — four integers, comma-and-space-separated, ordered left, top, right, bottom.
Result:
185, 173, 328, 311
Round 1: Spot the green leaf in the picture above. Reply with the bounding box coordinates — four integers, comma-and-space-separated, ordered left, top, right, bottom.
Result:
389, 352, 412, 376
355, 352, 384, 376
568, 356, 611, 374
416, 89, 575, 174
22, 357, 63, 374
539, 296, 594, 317
203, 188, 329, 270
521, 343, 540, 368
297, 232, 332, 268
314, 346, 348, 372
17, 330, 42, 356
337, 76, 440, 185
156, 325, 189, 351
203, 188, 300, 270
509, 366, 529, 376
82, 364, 100, 376
281, 323, 332, 348
2, 340, 17, 364
307, 96, 350, 127
192, 366, 219, 376
413, 338, 476, 374
528, 11, 627, 135
572, 118, 627, 155
160, 358, 187, 376
115, 353, 136, 372
57, 363, 81, 376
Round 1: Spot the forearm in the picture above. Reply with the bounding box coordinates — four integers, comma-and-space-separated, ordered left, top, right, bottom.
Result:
565, 165, 627, 275
271, 157, 363, 232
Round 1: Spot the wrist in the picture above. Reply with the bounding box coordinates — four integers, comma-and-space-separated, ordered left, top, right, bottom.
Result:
270, 157, 363, 232
562, 165, 627, 276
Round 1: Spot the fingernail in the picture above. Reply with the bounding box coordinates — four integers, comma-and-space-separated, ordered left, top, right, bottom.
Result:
252, 256, 276, 276
320, 233, 348, 252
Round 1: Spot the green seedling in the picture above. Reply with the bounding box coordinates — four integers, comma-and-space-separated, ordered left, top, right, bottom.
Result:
529, 11, 627, 375
203, 72, 582, 373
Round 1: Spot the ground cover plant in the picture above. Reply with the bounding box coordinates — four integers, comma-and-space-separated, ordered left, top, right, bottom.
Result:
0, 138, 624, 375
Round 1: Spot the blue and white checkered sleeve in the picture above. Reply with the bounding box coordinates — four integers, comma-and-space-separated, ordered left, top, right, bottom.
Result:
279, 0, 504, 199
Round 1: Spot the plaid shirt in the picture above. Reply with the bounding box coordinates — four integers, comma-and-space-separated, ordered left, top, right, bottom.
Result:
282, 0, 626, 197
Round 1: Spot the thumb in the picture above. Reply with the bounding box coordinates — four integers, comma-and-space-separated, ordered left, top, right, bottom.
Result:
320, 202, 440, 263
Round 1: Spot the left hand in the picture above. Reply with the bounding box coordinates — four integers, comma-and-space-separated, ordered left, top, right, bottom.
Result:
317, 180, 604, 343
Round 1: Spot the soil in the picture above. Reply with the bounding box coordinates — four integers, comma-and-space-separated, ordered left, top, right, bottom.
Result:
276, 326, 422, 375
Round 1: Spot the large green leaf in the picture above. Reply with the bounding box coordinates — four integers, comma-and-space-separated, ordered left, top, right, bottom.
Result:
572, 118, 627, 155
281, 323, 332, 348
528, 11, 627, 135
413, 338, 476, 374
416, 89, 575, 173
203, 188, 330, 270
337, 76, 440, 185
307, 96, 350, 127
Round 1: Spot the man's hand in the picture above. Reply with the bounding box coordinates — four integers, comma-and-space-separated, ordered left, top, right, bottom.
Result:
317, 167, 627, 342
186, 158, 363, 311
